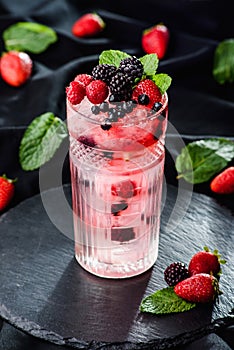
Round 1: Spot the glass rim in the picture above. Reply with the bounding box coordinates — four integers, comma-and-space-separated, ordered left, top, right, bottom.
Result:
67, 92, 168, 127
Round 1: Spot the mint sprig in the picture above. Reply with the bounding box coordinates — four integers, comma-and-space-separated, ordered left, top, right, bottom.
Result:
3, 22, 58, 54
176, 138, 234, 184
139, 54, 159, 75
99, 50, 131, 67
150, 73, 172, 94
213, 39, 234, 84
98, 50, 172, 94
140, 287, 196, 315
19, 112, 68, 171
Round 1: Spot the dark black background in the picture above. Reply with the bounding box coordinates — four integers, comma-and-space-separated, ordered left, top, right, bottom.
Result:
0, 0, 234, 349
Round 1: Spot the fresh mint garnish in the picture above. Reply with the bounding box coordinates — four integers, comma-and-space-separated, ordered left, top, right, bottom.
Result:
213, 39, 234, 84
3, 22, 57, 53
19, 112, 68, 171
99, 50, 131, 67
140, 287, 196, 315
139, 54, 159, 75
176, 138, 234, 184
151, 73, 172, 94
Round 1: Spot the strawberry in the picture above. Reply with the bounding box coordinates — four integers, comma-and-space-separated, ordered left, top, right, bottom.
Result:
86, 80, 109, 104
174, 273, 220, 303
72, 13, 105, 38
74, 74, 93, 87
0, 174, 16, 211
210, 167, 234, 194
142, 23, 170, 60
132, 79, 162, 109
188, 246, 225, 277
66, 80, 86, 105
0, 51, 32, 87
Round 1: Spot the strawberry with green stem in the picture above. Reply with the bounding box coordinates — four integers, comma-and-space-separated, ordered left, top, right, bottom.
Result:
142, 23, 170, 60
174, 273, 221, 303
210, 167, 234, 194
72, 13, 105, 38
188, 246, 226, 278
0, 174, 17, 211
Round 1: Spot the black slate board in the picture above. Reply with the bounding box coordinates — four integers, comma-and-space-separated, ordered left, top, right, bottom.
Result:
0, 184, 233, 349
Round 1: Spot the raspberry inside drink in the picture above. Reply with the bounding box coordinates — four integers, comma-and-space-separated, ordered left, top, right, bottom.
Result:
67, 95, 168, 278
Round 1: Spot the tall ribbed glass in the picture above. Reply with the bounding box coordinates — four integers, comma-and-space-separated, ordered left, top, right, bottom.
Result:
67, 95, 168, 278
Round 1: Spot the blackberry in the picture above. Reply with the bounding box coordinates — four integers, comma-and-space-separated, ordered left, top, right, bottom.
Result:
92, 64, 117, 84
138, 94, 150, 105
111, 227, 135, 242
109, 94, 119, 103
152, 102, 163, 112
109, 72, 132, 101
119, 56, 143, 84
101, 119, 112, 131
91, 105, 100, 115
111, 201, 128, 216
108, 108, 119, 122
99, 102, 109, 112
78, 136, 96, 148
103, 151, 113, 159
164, 262, 189, 287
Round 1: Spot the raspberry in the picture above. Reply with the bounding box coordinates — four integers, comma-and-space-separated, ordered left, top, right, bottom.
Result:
92, 64, 117, 84
111, 180, 137, 198
132, 79, 162, 108
164, 262, 189, 287
109, 72, 132, 101
86, 80, 109, 104
74, 74, 93, 87
119, 56, 143, 84
66, 80, 86, 105
111, 227, 135, 242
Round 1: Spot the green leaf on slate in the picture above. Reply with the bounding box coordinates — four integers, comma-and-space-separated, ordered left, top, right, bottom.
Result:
213, 39, 234, 84
19, 112, 68, 171
151, 73, 172, 94
3, 22, 57, 54
140, 287, 196, 315
139, 53, 159, 75
176, 138, 234, 184
99, 50, 131, 67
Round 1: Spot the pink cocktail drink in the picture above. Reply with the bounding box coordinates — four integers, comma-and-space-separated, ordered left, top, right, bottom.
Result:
67, 94, 168, 278
66, 50, 171, 278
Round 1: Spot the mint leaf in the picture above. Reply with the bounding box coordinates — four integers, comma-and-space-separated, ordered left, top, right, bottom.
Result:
19, 112, 68, 171
139, 54, 159, 75
99, 50, 131, 67
213, 39, 234, 84
3, 22, 57, 53
150, 73, 172, 94
140, 287, 196, 315
176, 138, 234, 184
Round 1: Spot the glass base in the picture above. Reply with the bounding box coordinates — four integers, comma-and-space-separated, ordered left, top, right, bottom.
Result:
75, 250, 158, 279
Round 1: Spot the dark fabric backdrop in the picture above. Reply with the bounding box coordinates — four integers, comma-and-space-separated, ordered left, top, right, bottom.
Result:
0, 0, 233, 349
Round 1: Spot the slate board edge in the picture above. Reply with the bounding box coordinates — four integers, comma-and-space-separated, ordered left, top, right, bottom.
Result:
1, 303, 234, 350
0, 184, 234, 349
